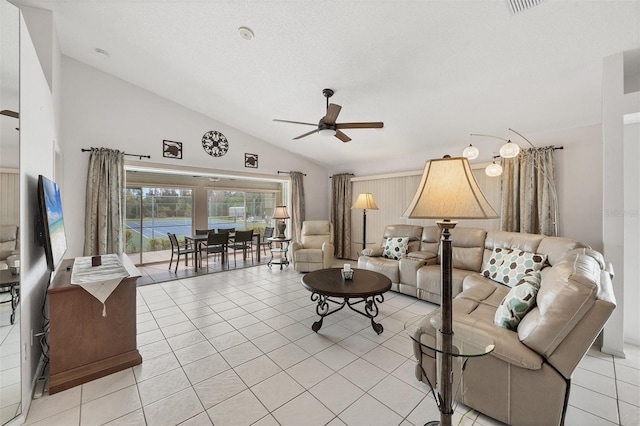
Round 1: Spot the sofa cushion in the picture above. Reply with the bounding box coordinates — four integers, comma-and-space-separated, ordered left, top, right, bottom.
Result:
300, 221, 332, 249
493, 250, 547, 287
494, 271, 541, 331
518, 253, 601, 357
381, 224, 423, 253
357, 256, 399, 283
537, 236, 587, 266
483, 231, 545, 266
450, 227, 487, 272
383, 237, 409, 260
448, 296, 543, 370
0, 225, 17, 243
294, 248, 322, 263
361, 246, 384, 257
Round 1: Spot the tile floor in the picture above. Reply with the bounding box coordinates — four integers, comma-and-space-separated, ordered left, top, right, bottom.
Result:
23, 266, 640, 426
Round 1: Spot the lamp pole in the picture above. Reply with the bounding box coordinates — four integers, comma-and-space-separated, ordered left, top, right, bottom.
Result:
433, 220, 456, 426
362, 208, 368, 252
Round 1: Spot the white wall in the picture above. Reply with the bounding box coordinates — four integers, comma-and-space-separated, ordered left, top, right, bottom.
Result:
19, 11, 58, 417
332, 124, 605, 250
60, 57, 330, 258
623, 120, 639, 345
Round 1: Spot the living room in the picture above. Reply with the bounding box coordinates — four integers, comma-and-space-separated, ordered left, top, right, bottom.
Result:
2, 1, 639, 425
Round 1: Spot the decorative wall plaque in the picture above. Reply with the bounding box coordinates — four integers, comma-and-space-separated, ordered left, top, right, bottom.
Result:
245, 153, 258, 168
202, 130, 229, 157
163, 140, 182, 159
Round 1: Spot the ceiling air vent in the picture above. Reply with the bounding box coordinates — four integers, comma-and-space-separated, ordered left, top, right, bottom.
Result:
508, 0, 545, 15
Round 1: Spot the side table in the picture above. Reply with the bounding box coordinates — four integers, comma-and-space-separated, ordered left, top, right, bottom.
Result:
405, 315, 495, 426
267, 237, 291, 270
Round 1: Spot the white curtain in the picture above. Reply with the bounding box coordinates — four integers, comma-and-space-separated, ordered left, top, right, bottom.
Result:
84, 148, 125, 255
290, 171, 305, 243
500, 147, 558, 236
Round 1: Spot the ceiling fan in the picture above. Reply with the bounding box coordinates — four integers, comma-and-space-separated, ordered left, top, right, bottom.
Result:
273, 89, 383, 143
0, 110, 19, 131
0, 110, 19, 119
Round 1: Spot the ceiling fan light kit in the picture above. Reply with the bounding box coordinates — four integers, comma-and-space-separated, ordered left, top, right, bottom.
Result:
274, 88, 383, 143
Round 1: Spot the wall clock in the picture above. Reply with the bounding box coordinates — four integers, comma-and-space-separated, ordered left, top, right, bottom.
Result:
202, 130, 229, 157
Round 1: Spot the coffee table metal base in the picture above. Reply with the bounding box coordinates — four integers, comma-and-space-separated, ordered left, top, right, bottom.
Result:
310, 292, 385, 335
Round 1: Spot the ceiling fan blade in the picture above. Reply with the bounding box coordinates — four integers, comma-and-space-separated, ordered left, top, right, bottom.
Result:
293, 129, 319, 140
273, 119, 316, 126
323, 103, 342, 125
336, 122, 384, 129
335, 130, 351, 143
0, 110, 19, 119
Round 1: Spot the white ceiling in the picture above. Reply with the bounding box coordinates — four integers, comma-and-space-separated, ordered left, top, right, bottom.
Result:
13, 0, 640, 168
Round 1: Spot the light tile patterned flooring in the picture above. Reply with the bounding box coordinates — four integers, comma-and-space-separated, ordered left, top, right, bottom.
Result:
23, 266, 640, 426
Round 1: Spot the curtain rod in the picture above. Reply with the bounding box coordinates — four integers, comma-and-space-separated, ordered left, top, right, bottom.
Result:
81, 148, 151, 160
277, 170, 306, 176
491, 146, 563, 160
329, 173, 354, 179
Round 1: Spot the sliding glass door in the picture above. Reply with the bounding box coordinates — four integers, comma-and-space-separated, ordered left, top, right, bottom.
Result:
125, 186, 193, 265
207, 190, 276, 234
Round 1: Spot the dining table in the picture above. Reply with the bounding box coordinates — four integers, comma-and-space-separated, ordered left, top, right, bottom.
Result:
185, 231, 261, 272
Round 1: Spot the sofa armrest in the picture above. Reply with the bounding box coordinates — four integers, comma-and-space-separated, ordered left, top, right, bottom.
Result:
407, 251, 437, 262
321, 242, 335, 268
290, 242, 303, 253
362, 246, 384, 257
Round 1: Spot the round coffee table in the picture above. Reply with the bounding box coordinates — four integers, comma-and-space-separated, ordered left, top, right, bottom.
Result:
301, 268, 391, 335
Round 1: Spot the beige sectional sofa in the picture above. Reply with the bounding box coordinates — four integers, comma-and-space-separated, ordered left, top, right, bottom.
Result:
358, 224, 616, 425
0, 225, 19, 270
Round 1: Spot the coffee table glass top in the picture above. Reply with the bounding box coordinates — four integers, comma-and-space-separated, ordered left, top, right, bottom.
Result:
405, 315, 495, 358
301, 268, 391, 298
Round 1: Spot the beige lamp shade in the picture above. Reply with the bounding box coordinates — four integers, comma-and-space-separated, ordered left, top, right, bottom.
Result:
352, 193, 379, 210
403, 156, 498, 219
272, 206, 290, 219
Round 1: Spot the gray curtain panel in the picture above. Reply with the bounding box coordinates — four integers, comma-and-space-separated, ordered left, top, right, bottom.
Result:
500, 147, 558, 236
84, 148, 125, 255
290, 171, 305, 243
331, 173, 352, 259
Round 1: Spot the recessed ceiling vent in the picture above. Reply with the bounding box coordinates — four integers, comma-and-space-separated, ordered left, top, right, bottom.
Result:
507, 0, 545, 15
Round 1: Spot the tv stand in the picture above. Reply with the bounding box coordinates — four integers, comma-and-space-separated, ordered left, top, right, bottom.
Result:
47, 255, 142, 394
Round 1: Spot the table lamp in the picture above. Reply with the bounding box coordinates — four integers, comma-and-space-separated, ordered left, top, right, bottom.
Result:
403, 156, 498, 426
272, 206, 290, 238
352, 193, 379, 252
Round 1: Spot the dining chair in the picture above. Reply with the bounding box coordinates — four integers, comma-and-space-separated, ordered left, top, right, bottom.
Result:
261, 226, 274, 255
168, 232, 197, 273
195, 229, 214, 235
201, 231, 229, 269
229, 230, 254, 267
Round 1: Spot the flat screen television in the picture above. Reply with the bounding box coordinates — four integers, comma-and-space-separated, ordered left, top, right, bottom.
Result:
37, 174, 68, 271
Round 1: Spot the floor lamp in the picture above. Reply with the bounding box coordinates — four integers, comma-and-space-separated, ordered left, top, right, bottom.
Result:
352, 193, 379, 252
404, 156, 497, 426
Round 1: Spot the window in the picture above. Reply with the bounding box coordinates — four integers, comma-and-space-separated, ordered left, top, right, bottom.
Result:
207, 190, 276, 233
125, 187, 193, 264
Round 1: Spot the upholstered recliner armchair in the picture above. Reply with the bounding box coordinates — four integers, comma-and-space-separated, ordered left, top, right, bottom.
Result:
291, 221, 334, 272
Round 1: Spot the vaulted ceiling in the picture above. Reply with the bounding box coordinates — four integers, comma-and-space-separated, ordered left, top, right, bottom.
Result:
13, 0, 640, 167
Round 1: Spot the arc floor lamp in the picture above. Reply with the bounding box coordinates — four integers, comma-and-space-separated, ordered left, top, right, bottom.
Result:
404, 156, 497, 426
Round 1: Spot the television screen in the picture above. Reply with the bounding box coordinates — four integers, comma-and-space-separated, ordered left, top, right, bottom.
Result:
38, 175, 67, 271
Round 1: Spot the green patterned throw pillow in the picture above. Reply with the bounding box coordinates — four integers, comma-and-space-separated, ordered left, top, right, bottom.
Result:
482, 247, 512, 280
383, 237, 409, 260
494, 271, 542, 331
493, 250, 547, 287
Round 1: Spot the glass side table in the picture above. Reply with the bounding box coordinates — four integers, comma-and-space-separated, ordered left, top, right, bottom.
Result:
267, 237, 291, 270
405, 315, 495, 426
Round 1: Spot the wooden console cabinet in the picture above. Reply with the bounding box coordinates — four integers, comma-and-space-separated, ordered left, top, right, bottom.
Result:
48, 256, 142, 394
